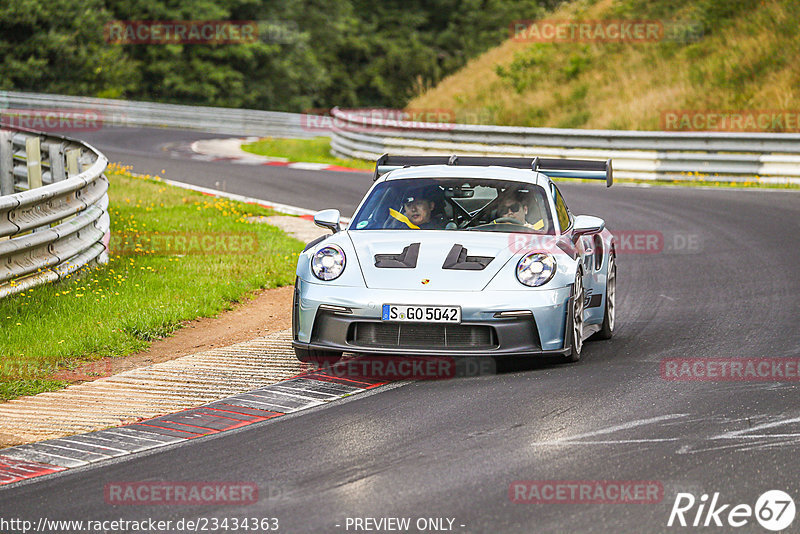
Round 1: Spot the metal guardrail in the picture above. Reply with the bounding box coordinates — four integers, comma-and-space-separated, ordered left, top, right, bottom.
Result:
0, 127, 109, 298
0, 91, 322, 139
4, 92, 797, 183
329, 108, 800, 183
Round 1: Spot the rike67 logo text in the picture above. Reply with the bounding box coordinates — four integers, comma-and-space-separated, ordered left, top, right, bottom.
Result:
668, 490, 795, 531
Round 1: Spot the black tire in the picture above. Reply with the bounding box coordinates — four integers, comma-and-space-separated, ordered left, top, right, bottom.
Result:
564, 270, 585, 363
592, 254, 616, 340
294, 347, 342, 366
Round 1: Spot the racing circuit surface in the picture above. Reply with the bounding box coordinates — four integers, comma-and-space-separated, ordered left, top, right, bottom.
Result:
2, 128, 799, 532
77, 127, 374, 215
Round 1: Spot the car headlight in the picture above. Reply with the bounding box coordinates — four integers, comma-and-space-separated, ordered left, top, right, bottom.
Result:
516, 252, 556, 287
311, 245, 346, 280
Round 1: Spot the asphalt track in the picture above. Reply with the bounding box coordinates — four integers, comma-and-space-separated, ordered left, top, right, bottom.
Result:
77, 127, 373, 215
2, 127, 799, 533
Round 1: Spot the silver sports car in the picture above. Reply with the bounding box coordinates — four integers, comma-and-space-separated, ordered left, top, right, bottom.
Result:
292, 155, 616, 365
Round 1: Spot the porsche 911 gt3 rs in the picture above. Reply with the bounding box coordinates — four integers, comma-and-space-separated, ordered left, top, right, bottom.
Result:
292, 155, 616, 365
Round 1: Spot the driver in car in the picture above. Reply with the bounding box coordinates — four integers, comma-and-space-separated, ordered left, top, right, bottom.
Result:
390, 186, 447, 229
494, 192, 545, 231
497, 193, 529, 224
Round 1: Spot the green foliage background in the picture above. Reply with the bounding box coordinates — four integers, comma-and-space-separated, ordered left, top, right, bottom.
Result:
0, 0, 556, 110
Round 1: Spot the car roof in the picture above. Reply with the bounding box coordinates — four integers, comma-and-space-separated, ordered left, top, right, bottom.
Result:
379, 165, 550, 188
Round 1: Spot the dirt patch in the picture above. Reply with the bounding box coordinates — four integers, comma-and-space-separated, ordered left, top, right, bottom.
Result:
52, 286, 294, 383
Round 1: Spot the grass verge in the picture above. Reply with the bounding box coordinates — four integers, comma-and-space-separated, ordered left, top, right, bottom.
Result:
0, 164, 304, 401
240, 136, 373, 170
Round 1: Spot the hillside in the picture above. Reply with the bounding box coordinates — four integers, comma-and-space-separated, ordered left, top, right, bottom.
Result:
407, 0, 800, 131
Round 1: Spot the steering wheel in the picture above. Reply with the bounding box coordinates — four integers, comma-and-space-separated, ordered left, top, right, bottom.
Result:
494, 217, 526, 225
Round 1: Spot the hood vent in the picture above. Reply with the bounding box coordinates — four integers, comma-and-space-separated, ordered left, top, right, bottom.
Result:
374, 242, 420, 268
442, 244, 494, 271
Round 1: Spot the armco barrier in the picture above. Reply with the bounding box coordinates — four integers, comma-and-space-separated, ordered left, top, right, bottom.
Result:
329, 108, 800, 183
5, 92, 798, 183
0, 127, 109, 298
0, 91, 321, 139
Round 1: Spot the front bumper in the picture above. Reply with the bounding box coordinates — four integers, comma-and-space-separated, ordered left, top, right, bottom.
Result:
293, 279, 573, 355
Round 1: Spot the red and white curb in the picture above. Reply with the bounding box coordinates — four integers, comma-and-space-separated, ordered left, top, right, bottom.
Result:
261, 160, 367, 173
181, 137, 368, 173
0, 370, 387, 486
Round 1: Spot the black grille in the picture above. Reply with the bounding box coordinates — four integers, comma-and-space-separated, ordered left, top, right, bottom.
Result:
349, 322, 497, 349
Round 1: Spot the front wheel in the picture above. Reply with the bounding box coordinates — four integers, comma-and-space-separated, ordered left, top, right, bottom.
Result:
294, 347, 342, 366
564, 271, 585, 363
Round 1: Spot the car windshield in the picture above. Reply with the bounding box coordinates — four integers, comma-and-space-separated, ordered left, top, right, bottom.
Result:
349, 177, 555, 234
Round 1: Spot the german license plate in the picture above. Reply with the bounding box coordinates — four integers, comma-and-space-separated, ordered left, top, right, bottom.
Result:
382, 304, 461, 323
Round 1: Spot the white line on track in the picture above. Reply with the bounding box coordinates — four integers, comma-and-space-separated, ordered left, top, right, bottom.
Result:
533, 413, 690, 446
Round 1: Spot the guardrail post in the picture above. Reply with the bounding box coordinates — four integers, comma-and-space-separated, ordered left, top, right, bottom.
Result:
0, 131, 12, 195
26, 136, 42, 189
66, 149, 80, 177
59, 148, 83, 224
80, 152, 93, 173
48, 143, 66, 182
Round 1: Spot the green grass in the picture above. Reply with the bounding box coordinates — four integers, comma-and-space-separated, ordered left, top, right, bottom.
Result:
562, 176, 800, 189
635, 179, 800, 189
240, 136, 374, 170
0, 164, 305, 401
0, 379, 68, 401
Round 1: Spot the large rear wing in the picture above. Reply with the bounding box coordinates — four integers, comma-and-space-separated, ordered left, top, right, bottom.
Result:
373, 154, 613, 187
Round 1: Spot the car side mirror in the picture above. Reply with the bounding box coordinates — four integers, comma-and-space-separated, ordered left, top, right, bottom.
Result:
314, 209, 341, 234
573, 215, 605, 237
